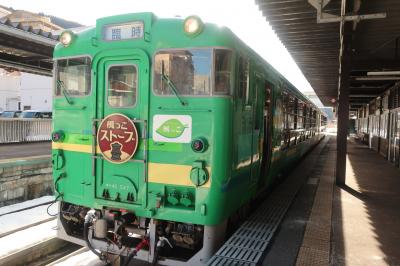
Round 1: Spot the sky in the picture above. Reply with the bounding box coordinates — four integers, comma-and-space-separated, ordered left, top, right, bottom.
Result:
1, 0, 322, 106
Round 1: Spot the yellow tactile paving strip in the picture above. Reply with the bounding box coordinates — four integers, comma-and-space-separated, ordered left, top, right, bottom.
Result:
296, 140, 335, 266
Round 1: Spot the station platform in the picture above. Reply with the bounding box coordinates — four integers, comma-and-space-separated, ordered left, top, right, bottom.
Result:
263, 135, 400, 266
0, 141, 51, 160
2, 136, 399, 266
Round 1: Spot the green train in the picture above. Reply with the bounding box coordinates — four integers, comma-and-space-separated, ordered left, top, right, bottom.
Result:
52, 13, 326, 265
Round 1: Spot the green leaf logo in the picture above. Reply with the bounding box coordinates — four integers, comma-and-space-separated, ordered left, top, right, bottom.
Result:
156, 119, 187, 138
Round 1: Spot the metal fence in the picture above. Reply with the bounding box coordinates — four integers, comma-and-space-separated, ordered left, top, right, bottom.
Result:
0, 119, 52, 143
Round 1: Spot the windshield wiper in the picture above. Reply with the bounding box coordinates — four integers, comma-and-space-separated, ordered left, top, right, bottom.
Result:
57, 80, 73, 105
161, 61, 186, 106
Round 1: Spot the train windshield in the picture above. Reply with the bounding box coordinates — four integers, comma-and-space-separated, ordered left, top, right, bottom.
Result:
153, 49, 212, 96
55, 57, 91, 97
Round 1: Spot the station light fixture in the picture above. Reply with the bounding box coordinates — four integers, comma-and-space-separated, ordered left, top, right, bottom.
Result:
60, 31, 74, 47
355, 76, 400, 81
183, 16, 204, 37
367, 71, 400, 76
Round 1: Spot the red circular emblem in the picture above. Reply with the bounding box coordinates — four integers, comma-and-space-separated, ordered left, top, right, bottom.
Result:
97, 113, 139, 164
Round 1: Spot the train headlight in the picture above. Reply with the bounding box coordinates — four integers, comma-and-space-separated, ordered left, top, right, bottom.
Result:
60, 31, 74, 47
183, 16, 204, 36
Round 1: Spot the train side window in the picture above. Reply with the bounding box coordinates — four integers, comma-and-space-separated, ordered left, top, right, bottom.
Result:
297, 101, 304, 130
291, 98, 298, 147
311, 109, 317, 135
282, 91, 288, 129
281, 90, 291, 149
214, 49, 233, 95
305, 106, 311, 138
238, 56, 249, 102
287, 95, 295, 129
153, 49, 212, 96
107, 65, 137, 107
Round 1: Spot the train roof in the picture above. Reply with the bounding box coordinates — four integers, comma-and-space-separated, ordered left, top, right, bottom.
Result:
54, 12, 323, 115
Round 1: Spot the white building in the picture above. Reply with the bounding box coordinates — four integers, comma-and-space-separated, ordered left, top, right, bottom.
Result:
20, 73, 52, 111
0, 71, 52, 112
0, 70, 20, 112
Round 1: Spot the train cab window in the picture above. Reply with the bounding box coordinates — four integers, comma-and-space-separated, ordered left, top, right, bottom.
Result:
107, 65, 137, 107
55, 57, 91, 96
214, 49, 233, 95
153, 49, 212, 96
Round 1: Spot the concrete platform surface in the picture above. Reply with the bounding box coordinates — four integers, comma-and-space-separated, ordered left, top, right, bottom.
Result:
331, 138, 400, 266
264, 135, 400, 266
263, 136, 335, 266
0, 141, 51, 160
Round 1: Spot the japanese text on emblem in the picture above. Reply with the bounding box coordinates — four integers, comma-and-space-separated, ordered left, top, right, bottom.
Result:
97, 113, 138, 164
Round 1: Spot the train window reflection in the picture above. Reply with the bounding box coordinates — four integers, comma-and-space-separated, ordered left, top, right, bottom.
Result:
153, 49, 212, 96
238, 56, 249, 101
214, 49, 232, 95
108, 65, 137, 107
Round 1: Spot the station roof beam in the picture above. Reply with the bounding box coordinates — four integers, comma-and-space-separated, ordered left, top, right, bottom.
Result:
0, 18, 59, 76
256, 0, 399, 107
256, 0, 400, 185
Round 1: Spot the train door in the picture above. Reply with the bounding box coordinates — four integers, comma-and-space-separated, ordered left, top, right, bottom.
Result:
94, 50, 150, 207
397, 110, 400, 168
388, 111, 396, 163
390, 109, 400, 167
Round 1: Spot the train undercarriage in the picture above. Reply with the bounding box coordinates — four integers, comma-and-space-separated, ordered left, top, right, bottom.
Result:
58, 202, 227, 265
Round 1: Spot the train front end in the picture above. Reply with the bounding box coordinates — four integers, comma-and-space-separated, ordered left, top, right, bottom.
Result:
52, 13, 234, 265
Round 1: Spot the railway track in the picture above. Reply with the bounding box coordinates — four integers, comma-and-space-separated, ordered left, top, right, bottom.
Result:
0, 235, 79, 266
0, 200, 55, 217
0, 199, 80, 266
0, 198, 57, 238
0, 217, 81, 266
0, 216, 56, 238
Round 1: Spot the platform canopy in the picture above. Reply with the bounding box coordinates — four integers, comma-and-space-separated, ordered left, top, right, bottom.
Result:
256, 0, 400, 108
0, 18, 58, 76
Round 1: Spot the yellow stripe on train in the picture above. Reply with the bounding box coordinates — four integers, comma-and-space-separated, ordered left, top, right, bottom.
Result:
52, 142, 211, 188
148, 163, 211, 188
52, 142, 93, 153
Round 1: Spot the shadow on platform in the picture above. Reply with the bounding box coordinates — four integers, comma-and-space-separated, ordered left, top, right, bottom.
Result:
332, 138, 400, 265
